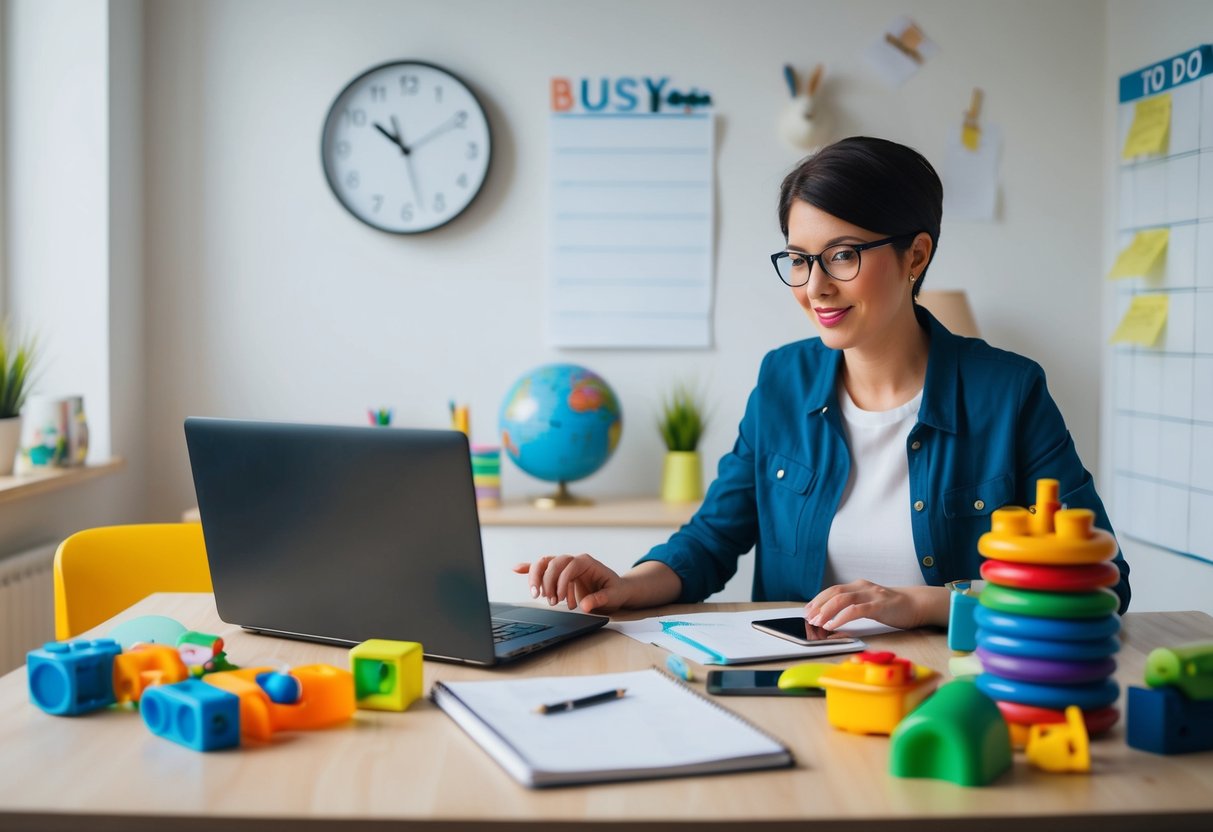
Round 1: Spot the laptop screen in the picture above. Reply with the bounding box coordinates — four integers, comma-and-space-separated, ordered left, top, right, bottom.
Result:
184, 418, 498, 663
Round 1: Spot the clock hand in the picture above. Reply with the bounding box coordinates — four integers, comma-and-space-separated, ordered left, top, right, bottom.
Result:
404, 153, 425, 212
409, 110, 468, 152
373, 122, 410, 155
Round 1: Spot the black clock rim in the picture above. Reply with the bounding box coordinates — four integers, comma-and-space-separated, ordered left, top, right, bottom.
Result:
319, 59, 494, 235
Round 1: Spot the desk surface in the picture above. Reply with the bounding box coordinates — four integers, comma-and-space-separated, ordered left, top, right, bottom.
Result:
1, 595, 1211, 832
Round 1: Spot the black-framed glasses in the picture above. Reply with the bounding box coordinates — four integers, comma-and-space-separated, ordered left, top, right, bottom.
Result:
770, 233, 919, 286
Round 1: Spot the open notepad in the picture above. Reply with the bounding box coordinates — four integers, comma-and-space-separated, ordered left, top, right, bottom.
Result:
432, 668, 793, 787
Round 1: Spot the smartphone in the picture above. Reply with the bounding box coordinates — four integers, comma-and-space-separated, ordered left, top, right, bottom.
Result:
705, 669, 824, 697
751, 616, 863, 647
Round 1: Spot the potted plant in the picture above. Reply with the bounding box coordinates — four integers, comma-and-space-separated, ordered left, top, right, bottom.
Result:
0, 323, 39, 476
657, 383, 708, 503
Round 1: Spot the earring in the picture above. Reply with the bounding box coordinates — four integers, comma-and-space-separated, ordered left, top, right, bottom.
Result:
908, 273, 916, 283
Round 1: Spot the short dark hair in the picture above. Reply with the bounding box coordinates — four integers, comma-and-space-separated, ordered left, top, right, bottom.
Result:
778, 136, 943, 297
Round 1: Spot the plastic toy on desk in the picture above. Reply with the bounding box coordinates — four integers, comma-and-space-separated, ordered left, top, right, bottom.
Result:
200, 664, 355, 742
1127, 641, 1213, 755
946, 579, 982, 653
27, 639, 123, 716
350, 639, 423, 711
177, 631, 239, 676
816, 651, 939, 735
112, 644, 188, 704
1144, 642, 1213, 701
888, 677, 1011, 786
1025, 705, 1090, 773
140, 679, 241, 752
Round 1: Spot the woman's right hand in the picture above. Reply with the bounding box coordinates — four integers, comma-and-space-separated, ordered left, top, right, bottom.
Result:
512, 554, 630, 613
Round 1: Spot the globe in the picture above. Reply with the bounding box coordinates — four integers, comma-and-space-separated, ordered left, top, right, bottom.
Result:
499, 364, 623, 506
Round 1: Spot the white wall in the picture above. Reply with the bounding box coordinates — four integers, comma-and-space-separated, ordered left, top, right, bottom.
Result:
144, 0, 1111, 540
1103, 1, 1213, 613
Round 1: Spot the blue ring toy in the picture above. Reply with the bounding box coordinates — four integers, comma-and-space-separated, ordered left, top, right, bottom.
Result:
975, 673, 1119, 711
974, 606, 1120, 642
976, 630, 1121, 660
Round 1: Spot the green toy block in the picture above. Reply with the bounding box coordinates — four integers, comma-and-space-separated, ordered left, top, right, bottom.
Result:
349, 639, 423, 711
1145, 642, 1213, 701
889, 678, 1012, 787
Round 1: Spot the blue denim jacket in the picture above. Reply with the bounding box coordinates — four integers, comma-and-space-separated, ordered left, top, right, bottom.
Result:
638, 306, 1131, 613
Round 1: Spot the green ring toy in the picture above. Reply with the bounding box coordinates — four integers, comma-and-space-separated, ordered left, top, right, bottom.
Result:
978, 583, 1120, 619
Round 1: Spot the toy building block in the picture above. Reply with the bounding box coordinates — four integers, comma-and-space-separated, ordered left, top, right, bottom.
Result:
817, 652, 939, 736
140, 679, 241, 752
350, 639, 423, 711
27, 639, 123, 716
1145, 642, 1213, 701
202, 665, 355, 741
947, 581, 980, 653
1026, 705, 1090, 773
112, 644, 189, 704
1126, 684, 1213, 755
889, 678, 1011, 786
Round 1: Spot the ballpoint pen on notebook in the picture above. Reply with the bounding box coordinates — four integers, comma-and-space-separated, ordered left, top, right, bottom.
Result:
535, 688, 626, 715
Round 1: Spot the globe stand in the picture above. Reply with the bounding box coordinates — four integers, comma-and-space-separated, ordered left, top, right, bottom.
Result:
533, 481, 593, 509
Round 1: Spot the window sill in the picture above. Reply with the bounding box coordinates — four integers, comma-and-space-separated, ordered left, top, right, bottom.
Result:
0, 458, 126, 505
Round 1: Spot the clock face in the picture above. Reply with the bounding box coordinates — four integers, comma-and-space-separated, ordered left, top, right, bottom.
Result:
321, 61, 492, 234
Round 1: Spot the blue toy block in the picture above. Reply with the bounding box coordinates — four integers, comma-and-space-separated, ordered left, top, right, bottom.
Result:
140, 679, 241, 751
948, 589, 980, 653
1126, 685, 1213, 755
27, 639, 123, 716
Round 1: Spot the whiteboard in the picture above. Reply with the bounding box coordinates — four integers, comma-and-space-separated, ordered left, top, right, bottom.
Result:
1108, 44, 1213, 565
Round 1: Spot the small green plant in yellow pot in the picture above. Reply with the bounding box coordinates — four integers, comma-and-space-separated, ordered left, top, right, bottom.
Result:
657, 383, 707, 503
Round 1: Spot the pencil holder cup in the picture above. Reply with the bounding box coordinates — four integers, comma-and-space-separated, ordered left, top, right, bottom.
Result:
470, 444, 502, 508
17, 395, 71, 471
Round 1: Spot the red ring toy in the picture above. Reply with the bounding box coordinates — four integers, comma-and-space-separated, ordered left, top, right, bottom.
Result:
995, 700, 1120, 735
980, 559, 1120, 592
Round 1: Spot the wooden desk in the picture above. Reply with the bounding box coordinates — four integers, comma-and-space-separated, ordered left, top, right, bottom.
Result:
1, 595, 1211, 831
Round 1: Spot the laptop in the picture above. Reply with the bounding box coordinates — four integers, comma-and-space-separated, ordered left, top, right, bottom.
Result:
183, 417, 608, 665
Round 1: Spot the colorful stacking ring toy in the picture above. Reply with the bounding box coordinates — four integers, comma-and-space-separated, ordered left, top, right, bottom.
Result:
975, 648, 1116, 685
979, 584, 1119, 619
974, 607, 1121, 642
976, 631, 1120, 661
975, 673, 1119, 711
980, 560, 1120, 592
996, 701, 1120, 735
978, 505, 1119, 565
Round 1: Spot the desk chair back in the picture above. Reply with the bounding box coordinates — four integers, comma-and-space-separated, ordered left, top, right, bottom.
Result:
53, 523, 213, 639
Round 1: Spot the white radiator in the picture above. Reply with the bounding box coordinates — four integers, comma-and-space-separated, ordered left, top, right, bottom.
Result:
0, 542, 56, 674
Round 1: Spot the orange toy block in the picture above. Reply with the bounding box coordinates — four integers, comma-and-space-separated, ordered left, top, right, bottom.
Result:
112, 644, 188, 704
202, 664, 355, 741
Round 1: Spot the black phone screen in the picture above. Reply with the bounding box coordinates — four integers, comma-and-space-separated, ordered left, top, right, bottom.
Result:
705, 669, 824, 697
750, 616, 862, 646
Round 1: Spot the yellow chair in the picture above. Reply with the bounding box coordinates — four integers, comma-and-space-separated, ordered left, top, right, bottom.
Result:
53, 523, 213, 640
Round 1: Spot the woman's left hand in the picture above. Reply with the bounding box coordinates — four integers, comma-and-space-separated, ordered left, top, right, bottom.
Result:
803, 581, 949, 631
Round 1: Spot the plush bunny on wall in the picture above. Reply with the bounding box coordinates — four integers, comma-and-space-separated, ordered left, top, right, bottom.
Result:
779, 63, 827, 151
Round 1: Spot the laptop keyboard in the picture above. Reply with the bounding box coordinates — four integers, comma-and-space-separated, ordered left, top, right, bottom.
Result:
492, 619, 552, 644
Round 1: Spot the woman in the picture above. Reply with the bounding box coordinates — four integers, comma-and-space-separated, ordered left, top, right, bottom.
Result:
515, 136, 1130, 631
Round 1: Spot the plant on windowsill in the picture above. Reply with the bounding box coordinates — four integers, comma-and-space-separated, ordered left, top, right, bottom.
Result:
657, 383, 708, 503
0, 323, 39, 476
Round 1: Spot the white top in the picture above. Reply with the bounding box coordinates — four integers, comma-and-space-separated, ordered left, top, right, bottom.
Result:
823, 385, 926, 589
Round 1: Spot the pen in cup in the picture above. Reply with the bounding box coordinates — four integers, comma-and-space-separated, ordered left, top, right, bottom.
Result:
535, 688, 626, 715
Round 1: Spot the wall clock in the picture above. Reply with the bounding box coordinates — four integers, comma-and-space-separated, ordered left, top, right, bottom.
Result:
321, 60, 492, 234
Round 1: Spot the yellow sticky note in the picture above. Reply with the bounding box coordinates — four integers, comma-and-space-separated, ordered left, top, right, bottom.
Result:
1122, 94, 1171, 160
1110, 295, 1168, 346
1108, 229, 1169, 279
961, 124, 981, 151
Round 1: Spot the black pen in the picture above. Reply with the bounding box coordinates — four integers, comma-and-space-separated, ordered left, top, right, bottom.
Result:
535, 688, 627, 715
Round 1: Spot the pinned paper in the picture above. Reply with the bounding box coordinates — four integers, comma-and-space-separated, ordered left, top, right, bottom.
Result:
943, 124, 1001, 221
1108, 229, 1169, 279
1122, 94, 1171, 160
962, 88, 983, 151
1110, 295, 1169, 346
864, 16, 939, 88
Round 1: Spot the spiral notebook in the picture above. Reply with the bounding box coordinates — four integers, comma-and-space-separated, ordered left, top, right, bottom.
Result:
432, 668, 793, 787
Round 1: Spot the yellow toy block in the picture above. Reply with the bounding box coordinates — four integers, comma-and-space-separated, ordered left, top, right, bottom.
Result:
350, 639, 423, 711
1026, 706, 1090, 773
817, 652, 940, 736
